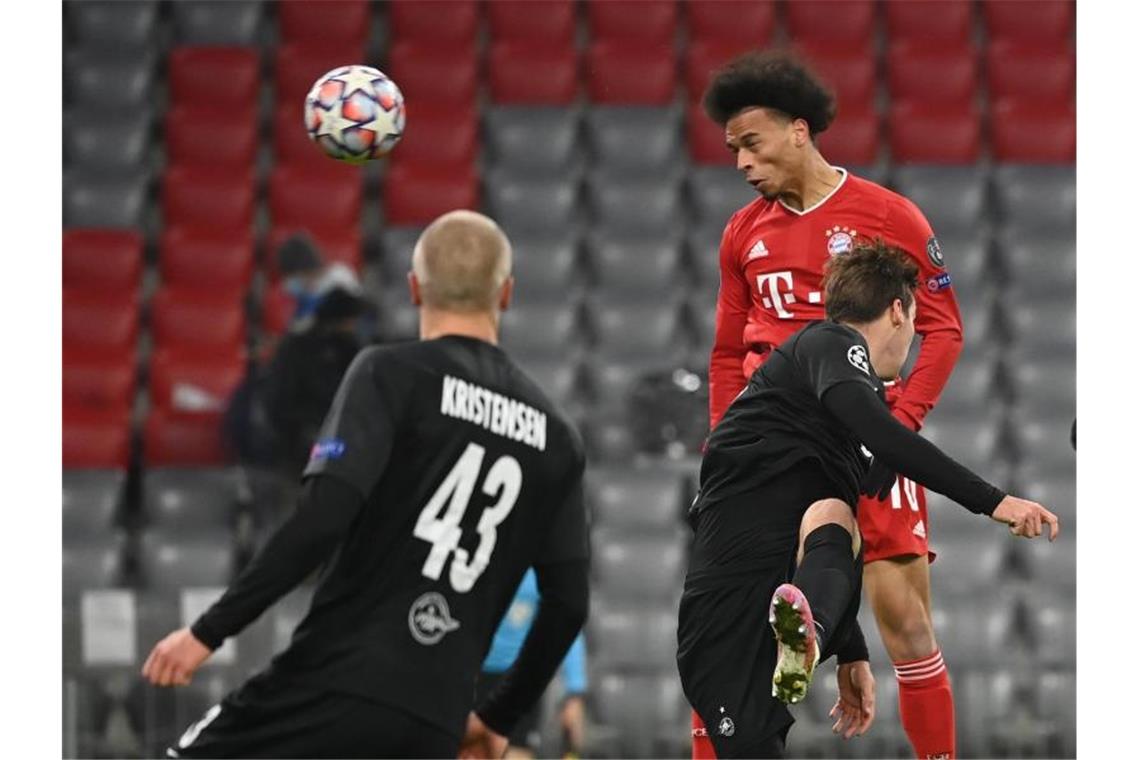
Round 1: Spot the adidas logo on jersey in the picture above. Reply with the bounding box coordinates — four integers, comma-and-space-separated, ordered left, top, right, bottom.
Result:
747, 240, 769, 260
912, 519, 927, 538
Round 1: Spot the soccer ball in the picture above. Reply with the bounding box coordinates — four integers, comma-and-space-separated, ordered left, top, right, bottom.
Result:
304, 65, 406, 164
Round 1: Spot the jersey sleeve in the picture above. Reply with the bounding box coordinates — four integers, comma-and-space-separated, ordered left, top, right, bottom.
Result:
302, 348, 402, 498
884, 196, 964, 430
795, 324, 880, 402
709, 216, 753, 430
536, 448, 588, 565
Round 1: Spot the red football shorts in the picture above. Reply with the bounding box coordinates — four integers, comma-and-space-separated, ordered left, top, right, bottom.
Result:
857, 474, 935, 564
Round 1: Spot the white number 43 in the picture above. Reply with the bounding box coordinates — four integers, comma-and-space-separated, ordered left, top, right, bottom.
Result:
414, 442, 522, 593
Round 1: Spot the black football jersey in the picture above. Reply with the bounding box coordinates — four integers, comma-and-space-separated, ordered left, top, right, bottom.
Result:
268, 335, 587, 737
693, 321, 886, 517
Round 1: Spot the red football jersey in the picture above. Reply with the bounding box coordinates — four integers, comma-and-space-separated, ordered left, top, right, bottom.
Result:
709, 169, 964, 431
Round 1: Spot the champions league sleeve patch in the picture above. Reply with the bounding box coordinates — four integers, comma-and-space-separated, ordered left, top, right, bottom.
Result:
926, 236, 945, 268
847, 345, 871, 375
310, 438, 347, 462
926, 272, 953, 293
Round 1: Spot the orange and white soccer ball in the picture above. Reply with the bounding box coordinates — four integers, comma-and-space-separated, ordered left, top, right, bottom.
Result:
304, 65, 406, 164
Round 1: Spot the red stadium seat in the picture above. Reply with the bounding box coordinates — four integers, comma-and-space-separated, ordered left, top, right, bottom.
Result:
685, 40, 755, 103
986, 40, 1075, 104
686, 101, 733, 166
261, 283, 297, 336
787, 1, 876, 46
587, 0, 676, 43
272, 100, 331, 167
63, 351, 136, 412
63, 290, 138, 353
275, 43, 368, 106
794, 42, 878, 114
144, 408, 230, 466
64, 406, 132, 469
165, 103, 258, 168
264, 225, 363, 280
889, 100, 982, 164
385, 41, 478, 111
278, 0, 370, 48
991, 99, 1075, 163
887, 41, 979, 108
817, 106, 880, 166
686, 0, 776, 45
382, 164, 479, 226
488, 42, 579, 105
488, 0, 575, 44
386, 104, 477, 172
63, 229, 143, 292
168, 47, 260, 107
586, 41, 676, 105
160, 227, 255, 291
162, 165, 256, 231
269, 165, 363, 229
885, 0, 974, 44
151, 287, 246, 353
149, 349, 246, 416
983, 0, 1074, 43
389, 0, 478, 44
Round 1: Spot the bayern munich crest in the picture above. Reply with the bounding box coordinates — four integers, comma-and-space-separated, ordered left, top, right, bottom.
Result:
825, 226, 857, 256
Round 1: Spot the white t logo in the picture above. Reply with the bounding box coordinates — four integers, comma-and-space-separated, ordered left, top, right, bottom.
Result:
756, 271, 795, 319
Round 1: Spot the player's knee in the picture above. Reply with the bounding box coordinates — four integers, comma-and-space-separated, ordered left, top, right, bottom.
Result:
801, 498, 857, 537
877, 605, 938, 660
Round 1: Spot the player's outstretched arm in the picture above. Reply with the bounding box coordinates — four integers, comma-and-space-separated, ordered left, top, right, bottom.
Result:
141, 475, 363, 686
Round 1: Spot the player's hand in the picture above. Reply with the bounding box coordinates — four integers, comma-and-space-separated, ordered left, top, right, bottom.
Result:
830, 660, 875, 739
559, 695, 586, 754
859, 456, 896, 501
991, 496, 1060, 541
458, 711, 509, 759
141, 627, 212, 687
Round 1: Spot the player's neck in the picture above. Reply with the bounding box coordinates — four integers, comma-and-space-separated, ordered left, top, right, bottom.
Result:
780, 154, 841, 212
419, 308, 500, 346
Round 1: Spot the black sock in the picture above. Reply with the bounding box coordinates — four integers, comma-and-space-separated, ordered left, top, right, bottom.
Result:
791, 523, 858, 655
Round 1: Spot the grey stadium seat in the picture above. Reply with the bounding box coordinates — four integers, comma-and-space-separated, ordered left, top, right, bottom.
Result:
508, 235, 581, 300
592, 529, 686, 601
64, 107, 153, 171
377, 226, 424, 284
588, 602, 677, 670
137, 532, 236, 594
586, 467, 686, 531
581, 417, 637, 463
1029, 597, 1076, 666
142, 468, 242, 535
1011, 414, 1077, 471
1020, 530, 1076, 589
689, 299, 718, 355
590, 301, 687, 359
890, 166, 989, 238
65, 48, 158, 107
587, 231, 685, 296
928, 536, 1010, 599
936, 232, 991, 294
63, 469, 126, 539
932, 594, 1024, 668
591, 672, 689, 758
66, 1, 159, 49
377, 294, 419, 342
64, 169, 150, 229
687, 221, 725, 288
484, 172, 581, 236
173, 1, 264, 45
500, 303, 581, 358
511, 357, 580, 409
1036, 671, 1077, 758
1019, 475, 1076, 524
687, 166, 755, 227
1003, 298, 1076, 352
996, 233, 1075, 299
1008, 357, 1075, 417
954, 667, 1021, 756
64, 533, 127, 597
588, 173, 684, 235
484, 107, 582, 175
933, 355, 1000, 416
994, 165, 1076, 237
920, 413, 1007, 475
585, 107, 682, 175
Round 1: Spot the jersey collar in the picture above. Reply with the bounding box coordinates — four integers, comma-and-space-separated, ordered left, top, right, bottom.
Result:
777, 167, 849, 217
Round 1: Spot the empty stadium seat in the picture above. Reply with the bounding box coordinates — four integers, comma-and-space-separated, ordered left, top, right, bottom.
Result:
272, 101, 329, 167
922, 414, 1005, 475
274, 43, 368, 105
500, 303, 581, 359
586, 107, 682, 174
1021, 532, 1076, 587
67, 0, 159, 49
581, 416, 638, 463
149, 349, 246, 415
484, 107, 582, 175
687, 166, 755, 226
382, 164, 478, 226
587, 0, 676, 43
990, 100, 1076, 163
588, 173, 683, 234
269, 165, 363, 229
277, 0, 369, 48
143, 409, 231, 466
385, 41, 478, 111
786, 0, 876, 45
983, 0, 1074, 43
63, 533, 127, 596
588, 232, 686, 296
1009, 356, 1075, 413
998, 234, 1075, 298
592, 672, 689, 758
377, 296, 419, 342
1035, 671, 1077, 757
487, 0, 575, 44
590, 301, 686, 359
65, 48, 158, 107
886, 0, 974, 44
927, 535, 1009, 598
264, 226, 363, 280
63, 169, 150, 229
888, 41, 979, 107
816, 106, 880, 166
793, 43, 878, 113
684, 39, 755, 104
686, 101, 734, 166
890, 166, 988, 238
510, 358, 581, 409
889, 101, 982, 164
385, 104, 477, 172
587, 468, 685, 531
592, 529, 685, 601
172, 0, 263, 45
151, 288, 246, 354
64, 107, 152, 171
1010, 414, 1076, 473
63, 290, 139, 353
168, 47, 261, 107
588, 603, 677, 670
993, 165, 1075, 236
143, 469, 240, 535
587, 41, 676, 105
63, 470, 126, 539
506, 236, 580, 299
137, 532, 236, 593
488, 42, 580, 105
688, 220, 724, 287
389, 0, 478, 44
377, 226, 425, 280
165, 104, 258, 168
159, 227, 255, 292
162, 165, 256, 230
686, 0, 776, 45
934, 355, 999, 416
483, 171, 579, 235
64, 352, 136, 413
1028, 598, 1076, 666
64, 407, 132, 470
1019, 476, 1076, 524
63, 229, 144, 292
986, 40, 1075, 103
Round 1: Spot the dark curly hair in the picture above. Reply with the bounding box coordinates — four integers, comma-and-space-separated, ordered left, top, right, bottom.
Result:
823, 239, 920, 324
702, 50, 837, 135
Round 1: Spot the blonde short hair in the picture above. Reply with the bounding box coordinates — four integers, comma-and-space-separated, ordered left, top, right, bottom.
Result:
411, 210, 512, 312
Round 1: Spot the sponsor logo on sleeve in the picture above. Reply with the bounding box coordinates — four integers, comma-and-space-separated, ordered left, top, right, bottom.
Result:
309, 438, 346, 462
926, 236, 945, 268
847, 345, 871, 375
926, 272, 953, 292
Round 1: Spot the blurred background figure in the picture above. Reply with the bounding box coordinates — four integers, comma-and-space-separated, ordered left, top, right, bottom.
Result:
478, 569, 589, 759
277, 233, 364, 330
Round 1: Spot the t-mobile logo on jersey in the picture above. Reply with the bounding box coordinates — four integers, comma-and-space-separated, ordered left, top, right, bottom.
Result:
755, 271, 823, 319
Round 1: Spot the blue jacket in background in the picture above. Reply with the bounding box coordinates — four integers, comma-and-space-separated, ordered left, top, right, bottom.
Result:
482, 569, 588, 695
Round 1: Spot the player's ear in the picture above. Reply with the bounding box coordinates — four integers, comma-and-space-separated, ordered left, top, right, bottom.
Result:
408, 271, 423, 307
890, 298, 905, 326
499, 276, 514, 312
792, 117, 811, 148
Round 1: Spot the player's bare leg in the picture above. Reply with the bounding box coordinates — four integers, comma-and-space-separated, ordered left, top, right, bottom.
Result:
864, 555, 955, 758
